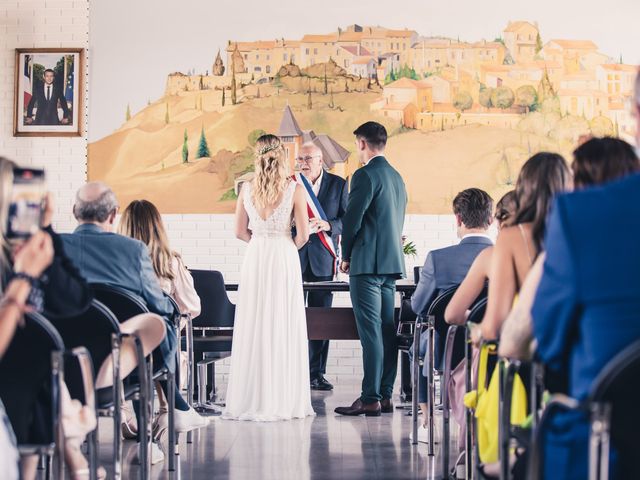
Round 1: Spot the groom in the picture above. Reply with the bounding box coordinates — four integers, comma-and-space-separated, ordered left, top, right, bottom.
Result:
335, 121, 407, 416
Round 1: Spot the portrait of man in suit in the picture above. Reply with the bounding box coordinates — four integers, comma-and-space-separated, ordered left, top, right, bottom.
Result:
24, 68, 71, 126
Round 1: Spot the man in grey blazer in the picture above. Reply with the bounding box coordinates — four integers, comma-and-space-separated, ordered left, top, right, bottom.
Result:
410, 188, 494, 442
296, 142, 348, 391
61, 182, 208, 456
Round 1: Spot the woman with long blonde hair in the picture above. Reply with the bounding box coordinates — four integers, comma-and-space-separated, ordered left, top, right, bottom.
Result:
118, 199, 205, 438
223, 133, 315, 421
118, 200, 200, 320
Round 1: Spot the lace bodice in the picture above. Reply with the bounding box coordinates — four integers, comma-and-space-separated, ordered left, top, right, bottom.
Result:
243, 180, 297, 238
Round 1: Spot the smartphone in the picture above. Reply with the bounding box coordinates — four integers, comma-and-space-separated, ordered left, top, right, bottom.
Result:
7, 167, 46, 239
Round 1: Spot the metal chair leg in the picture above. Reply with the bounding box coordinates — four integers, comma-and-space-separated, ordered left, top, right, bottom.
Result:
167, 371, 176, 471
194, 359, 223, 414
186, 316, 194, 444
464, 328, 474, 480
111, 335, 123, 480
427, 316, 435, 456
411, 316, 421, 445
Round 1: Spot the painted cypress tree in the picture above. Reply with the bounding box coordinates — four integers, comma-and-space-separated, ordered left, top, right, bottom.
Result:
324, 64, 328, 94
182, 129, 189, 163
307, 88, 312, 110
222, 88, 226, 106
164, 103, 169, 124
231, 69, 237, 105
535, 32, 543, 54
125, 103, 131, 121
197, 127, 211, 158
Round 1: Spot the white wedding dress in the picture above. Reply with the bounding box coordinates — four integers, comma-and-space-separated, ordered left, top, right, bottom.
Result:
222, 180, 315, 421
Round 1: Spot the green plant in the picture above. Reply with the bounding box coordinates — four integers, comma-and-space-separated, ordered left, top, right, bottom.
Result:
220, 188, 238, 201
402, 237, 418, 257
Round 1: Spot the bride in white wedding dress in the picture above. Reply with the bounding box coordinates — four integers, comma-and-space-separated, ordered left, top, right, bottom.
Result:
222, 134, 316, 421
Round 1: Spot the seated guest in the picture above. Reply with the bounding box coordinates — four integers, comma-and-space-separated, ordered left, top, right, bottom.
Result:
409, 188, 494, 442
60, 182, 208, 464
532, 171, 640, 479
118, 199, 201, 425
0, 158, 163, 478
445, 190, 516, 326
118, 199, 201, 323
499, 137, 639, 360
478, 153, 571, 342
0, 231, 53, 480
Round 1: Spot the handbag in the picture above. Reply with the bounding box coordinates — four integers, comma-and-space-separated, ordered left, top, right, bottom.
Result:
464, 343, 528, 464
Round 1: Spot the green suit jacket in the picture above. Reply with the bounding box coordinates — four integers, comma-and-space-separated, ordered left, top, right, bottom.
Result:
341, 156, 408, 277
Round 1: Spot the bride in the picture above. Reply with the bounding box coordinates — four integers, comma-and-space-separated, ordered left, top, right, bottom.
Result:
222, 134, 315, 421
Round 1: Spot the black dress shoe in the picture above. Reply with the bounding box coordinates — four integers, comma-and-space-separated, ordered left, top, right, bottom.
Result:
310, 377, 332, 391
381, 398, 394, 413
317, 375, 333, 390
334, 398, 381, 416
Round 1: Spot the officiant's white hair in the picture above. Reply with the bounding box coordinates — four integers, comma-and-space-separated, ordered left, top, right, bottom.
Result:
300, 142, 322, 157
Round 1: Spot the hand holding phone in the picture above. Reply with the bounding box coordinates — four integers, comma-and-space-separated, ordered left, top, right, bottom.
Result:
7, 168, 46, 239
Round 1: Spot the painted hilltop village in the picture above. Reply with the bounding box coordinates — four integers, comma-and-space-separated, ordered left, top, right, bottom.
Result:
88, 21, 637, 214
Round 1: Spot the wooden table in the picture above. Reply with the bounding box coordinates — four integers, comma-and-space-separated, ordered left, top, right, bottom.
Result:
225, 281, 416, 340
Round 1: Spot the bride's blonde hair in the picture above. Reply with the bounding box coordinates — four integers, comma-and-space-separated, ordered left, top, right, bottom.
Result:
252, 134, 289, 208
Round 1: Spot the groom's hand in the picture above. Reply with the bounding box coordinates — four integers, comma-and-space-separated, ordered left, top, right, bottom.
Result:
340, 261, 350, 274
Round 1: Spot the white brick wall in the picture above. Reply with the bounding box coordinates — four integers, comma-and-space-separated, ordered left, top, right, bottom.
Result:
0, 1, 465, 388
0, 0, 89, 232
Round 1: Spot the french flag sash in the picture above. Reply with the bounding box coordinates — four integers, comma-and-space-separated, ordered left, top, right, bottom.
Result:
293, 173, 338, 266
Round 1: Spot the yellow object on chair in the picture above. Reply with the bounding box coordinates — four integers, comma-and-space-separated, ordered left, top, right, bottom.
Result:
464, 343, 528, 465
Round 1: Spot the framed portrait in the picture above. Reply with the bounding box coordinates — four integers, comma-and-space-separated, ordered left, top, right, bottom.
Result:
13, 48, 84, 137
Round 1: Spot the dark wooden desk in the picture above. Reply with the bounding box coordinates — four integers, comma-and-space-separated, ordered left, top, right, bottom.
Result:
225, 281, 416, 340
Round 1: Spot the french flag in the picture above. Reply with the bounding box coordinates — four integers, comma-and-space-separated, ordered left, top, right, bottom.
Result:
294, 172, 339, 273
23, 55, 32, 107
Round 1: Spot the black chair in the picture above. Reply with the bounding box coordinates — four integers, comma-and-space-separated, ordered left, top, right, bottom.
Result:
0, 312, 92, 480
90, 284, 177, 475
411, 285, 459, 454
531, 338, 640, 480
396, 295, 417, 408
187, 270, 235, 415
45, 299, 152, 480
440, 287, 488, 479
463, 297, 488, 479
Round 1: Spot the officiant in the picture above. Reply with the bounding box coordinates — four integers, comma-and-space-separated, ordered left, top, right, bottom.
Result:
295, 142, 348, 391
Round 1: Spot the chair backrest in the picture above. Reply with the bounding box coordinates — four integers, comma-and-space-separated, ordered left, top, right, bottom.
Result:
395, 296, 416, 347
189, 270, 235, 330
428, 285, 458, 338
467, 297, 488, 324
589, 338, 640, 463
0, 313, 64, 445
90, 283, 149, 323
45, 300, 120, 401
413, 266, 422, 284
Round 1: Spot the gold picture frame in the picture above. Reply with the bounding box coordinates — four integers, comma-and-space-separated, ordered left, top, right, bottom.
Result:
13, 48, 84, 137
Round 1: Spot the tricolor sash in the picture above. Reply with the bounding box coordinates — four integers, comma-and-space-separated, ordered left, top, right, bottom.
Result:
293, 173, 338, 265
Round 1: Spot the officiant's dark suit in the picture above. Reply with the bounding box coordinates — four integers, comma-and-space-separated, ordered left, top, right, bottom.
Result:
298, 161, 348, 390
336, 121, 407, 416
26, 71, 71, 126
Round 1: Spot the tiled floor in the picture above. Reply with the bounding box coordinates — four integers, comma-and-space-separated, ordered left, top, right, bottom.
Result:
99, 382, 458, 480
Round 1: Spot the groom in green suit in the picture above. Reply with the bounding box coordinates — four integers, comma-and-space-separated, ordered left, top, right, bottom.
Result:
335, 122, 408, 416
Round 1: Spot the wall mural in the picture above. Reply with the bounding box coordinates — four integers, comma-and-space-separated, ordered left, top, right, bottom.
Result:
88, 7, 637, 214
